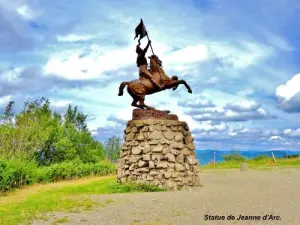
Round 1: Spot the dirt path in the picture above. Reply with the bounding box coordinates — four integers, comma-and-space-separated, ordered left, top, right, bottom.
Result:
32, 168, 300, 225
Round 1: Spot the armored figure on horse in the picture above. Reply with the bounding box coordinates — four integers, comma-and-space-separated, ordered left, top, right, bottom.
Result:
118, 19, 192, 110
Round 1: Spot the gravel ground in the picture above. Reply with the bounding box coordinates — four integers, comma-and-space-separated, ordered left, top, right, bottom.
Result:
32, 168, 300, 225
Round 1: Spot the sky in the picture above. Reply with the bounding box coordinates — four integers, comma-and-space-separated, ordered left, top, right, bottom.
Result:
0, 0, 300, 151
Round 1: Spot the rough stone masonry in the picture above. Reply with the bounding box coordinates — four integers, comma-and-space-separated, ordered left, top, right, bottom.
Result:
116, 109, 201, 190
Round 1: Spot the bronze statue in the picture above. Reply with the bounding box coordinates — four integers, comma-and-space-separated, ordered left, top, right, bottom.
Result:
136, 40, 164, 90
118, 19, 192, 110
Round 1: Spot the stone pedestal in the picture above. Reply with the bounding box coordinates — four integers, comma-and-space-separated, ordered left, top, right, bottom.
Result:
116, 109, 201, 190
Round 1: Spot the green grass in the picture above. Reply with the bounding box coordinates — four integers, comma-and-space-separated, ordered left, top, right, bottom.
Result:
0, 176, 166, 225
200, 157, 300, 170
51, 217, 68, 225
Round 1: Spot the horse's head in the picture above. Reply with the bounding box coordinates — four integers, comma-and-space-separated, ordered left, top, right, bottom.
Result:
148, 55, 162, 72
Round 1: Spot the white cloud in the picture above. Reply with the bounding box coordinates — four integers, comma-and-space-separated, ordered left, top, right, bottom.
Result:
0, 95, 12, 107
207, 40, 273, 69
0, 67, 23, 83
269, 136, 284, 141
114, 107, 132, 122
203, 107, 224, 113
16, 5, 40, 20
91, 130, 99, 136
44, 41, 209, 80
165, 44, 208, 64
229, 130, 237, 136
227, 100, 259, 112
51, 100, 72, 108
194, 121, 227, 132
257, 108, 266, 115
284, 129, 300, 137
276, 73, 300, 101
237, 88, 254, 97
239, 100, 257, 109
206, 76, 219, 84
263, 31, 294, 52
192, 98, 274, 122
56, 34, 97, 42
44, 44, 137, 80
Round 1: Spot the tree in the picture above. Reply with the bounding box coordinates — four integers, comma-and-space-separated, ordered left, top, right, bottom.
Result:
104, 136, 121, 162
4, 101, 14, 121
0, 97, 106, 164
64, 105, 88, 132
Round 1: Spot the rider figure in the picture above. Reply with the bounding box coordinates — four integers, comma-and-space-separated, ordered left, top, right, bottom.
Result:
136, 40, 164, 90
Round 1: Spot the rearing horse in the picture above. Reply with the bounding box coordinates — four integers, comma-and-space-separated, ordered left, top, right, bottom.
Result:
118, 55, 192, 109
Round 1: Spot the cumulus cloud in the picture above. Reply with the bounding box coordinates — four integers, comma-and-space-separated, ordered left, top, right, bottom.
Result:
91, 114, 127, 142
182, 98, 275, 122
276, 74, 300, 113
206, 40, 273, 70
277, 94, 300, 113
0, 65, 100, 100
16, 4, 41, 20
44, 43, 147, 80
284, 129, 300, 137
225, 100, 260, 112
43, 41, 211, 81
269, 136, 284, 141
276, 73, 300, 101
178, 96, 215, 108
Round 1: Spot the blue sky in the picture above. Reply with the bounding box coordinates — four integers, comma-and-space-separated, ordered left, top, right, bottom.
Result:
0, 0, 300, 150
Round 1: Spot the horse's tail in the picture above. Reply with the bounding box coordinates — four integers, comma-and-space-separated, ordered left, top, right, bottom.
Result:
118, 81, 129, 96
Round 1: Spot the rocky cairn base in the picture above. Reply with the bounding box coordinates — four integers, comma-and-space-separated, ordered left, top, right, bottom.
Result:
116, 109, 201, 190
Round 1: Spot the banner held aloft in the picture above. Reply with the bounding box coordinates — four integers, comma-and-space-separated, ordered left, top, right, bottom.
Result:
134, 19, 154, 55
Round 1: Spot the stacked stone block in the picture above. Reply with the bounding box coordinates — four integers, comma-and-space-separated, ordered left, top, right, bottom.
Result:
116, 119, 201, 190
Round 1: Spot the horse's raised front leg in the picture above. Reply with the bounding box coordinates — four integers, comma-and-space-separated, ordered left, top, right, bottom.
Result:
170, 76, 179, 91
166, 80, 192, 93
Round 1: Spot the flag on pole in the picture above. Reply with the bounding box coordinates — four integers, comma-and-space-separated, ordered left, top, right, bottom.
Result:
134, 20, 147, 41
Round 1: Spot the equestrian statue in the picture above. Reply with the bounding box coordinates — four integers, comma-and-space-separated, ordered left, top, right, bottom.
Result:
118, 19, 192, 110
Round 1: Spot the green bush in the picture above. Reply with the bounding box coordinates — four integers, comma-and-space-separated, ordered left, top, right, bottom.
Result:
0, 158, 39, 191
43, 160, 115, 182
0, 158, 115, 192
222, 151, 247, 162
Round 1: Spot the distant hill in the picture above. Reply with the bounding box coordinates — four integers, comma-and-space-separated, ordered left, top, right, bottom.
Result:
195, 150, 300, 165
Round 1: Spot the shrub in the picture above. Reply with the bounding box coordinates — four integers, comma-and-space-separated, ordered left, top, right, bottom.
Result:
222, 151, 247, 162
0, 158, 116, 192
0, 158, 39, 191
41, 160, 116, 183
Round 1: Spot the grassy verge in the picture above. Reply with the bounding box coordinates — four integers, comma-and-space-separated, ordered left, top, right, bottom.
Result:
0, 176, 166, 225
200, 157, 300, 170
